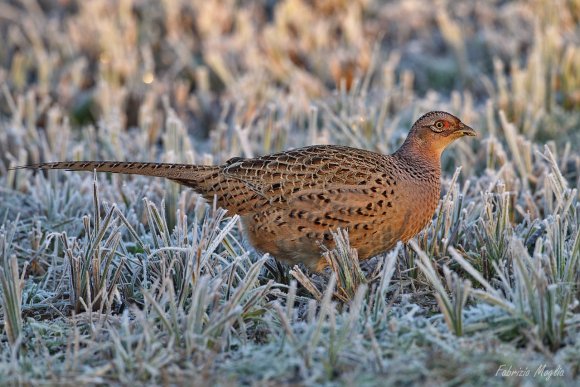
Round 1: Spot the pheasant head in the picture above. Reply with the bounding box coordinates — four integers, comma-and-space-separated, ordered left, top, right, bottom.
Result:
396, 111, 476, 161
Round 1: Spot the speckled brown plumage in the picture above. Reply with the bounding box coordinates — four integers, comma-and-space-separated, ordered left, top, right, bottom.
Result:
17, 111, 476, 271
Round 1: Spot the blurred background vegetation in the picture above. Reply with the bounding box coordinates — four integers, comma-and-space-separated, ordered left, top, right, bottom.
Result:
0, 0, 578, 156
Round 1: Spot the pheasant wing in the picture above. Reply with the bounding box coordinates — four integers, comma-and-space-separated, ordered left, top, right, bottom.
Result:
221, 145, 390, 211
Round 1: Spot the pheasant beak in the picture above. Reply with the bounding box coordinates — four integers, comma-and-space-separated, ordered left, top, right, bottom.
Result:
456, 123, 476, 137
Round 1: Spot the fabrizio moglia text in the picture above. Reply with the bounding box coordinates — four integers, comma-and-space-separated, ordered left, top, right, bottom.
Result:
495, 364, 564, 380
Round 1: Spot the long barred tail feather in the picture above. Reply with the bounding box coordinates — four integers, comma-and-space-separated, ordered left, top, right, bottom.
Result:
12, 161, 255, 214
13, 161, 217, 179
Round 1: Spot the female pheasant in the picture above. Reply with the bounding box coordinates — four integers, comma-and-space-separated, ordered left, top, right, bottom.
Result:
19, 111, 475, 271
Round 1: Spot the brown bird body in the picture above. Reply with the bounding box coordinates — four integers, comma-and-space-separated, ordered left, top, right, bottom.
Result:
17, 111, 475, 271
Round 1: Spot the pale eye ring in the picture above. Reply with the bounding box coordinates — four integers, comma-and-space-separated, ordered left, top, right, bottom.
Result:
435, 121, 444, 129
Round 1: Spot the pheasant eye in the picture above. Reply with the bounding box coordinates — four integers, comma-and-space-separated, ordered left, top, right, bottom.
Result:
435, 121, 444, 129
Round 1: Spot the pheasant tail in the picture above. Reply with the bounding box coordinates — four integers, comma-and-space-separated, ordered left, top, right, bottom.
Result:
19, 161, 241, 209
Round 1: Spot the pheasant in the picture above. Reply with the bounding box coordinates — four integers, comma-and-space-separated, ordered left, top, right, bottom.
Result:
17, 111, 475, 271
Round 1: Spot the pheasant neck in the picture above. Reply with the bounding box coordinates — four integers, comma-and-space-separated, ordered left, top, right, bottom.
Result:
394, 138, 442, 177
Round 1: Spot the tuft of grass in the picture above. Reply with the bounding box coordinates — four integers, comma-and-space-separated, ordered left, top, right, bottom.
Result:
451, 233, 578, 351
0, 215, 26, 348
290, 229, 367, 303
63, 174, 125, 314
322, 228, 367, 303
476, 182, 513, 280
412, 240, 471, 336
0, 243, 26, 347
